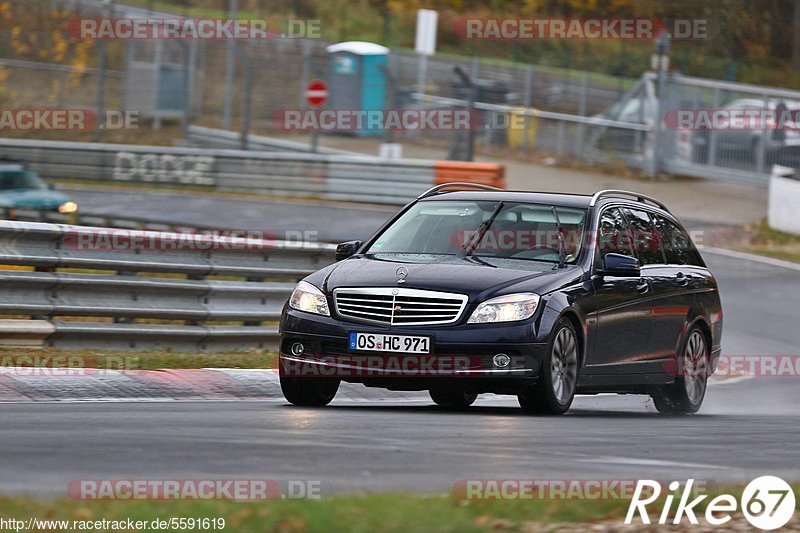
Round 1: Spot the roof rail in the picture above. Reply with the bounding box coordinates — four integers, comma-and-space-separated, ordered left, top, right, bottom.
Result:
589, 189, 669, 212
417, 182, 503, 200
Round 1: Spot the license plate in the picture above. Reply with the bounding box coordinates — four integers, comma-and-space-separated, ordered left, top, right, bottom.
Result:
349, 332, 431, 354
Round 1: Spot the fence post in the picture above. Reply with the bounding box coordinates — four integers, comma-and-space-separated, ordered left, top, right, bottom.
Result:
300, 39, 312, 109
237, 48, 253, 150
708, 87, 720, 166
467, 57, 479, 161
577, 71, 589, 156
556, 120, 566, 158
222, 0, 238, 131
182, 42, 191, 140
95, 0, 113, 142
522, 65, 533, 150
652, 33, 670, 176
756, 93, 771, 174
195, 42, 207, 119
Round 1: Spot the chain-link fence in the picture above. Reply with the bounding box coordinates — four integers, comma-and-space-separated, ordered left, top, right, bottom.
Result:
187, 39, 637, 136
4, 0, 798, 188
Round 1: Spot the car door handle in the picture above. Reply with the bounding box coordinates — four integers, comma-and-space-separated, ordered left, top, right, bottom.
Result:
636, 280, 650, 293
676, 272, 690, 286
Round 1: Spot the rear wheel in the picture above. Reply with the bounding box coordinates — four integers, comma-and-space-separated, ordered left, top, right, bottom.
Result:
651, 327, 709, 415
518, 318, 579, 415
429, 388, 478, 410
280, 376, 340, 407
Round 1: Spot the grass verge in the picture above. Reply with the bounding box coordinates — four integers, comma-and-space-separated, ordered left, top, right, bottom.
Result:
0, 493, 679, 532
743, 219, 800, 263
1, 483, 797, 532
0, 347, 277, 370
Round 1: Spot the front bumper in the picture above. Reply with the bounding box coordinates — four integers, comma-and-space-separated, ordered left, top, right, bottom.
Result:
280, 307, 548, 389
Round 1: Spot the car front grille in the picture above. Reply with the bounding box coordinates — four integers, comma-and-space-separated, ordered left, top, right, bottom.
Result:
333, 287, 468, 326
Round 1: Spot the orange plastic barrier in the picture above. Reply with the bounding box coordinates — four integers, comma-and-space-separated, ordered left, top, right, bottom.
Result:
433, 161, 506, 189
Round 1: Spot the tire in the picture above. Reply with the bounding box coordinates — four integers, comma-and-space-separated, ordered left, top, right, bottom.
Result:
651, 327, 709, 415
429, 388, 478, 410
280, 376, 339, 407
518, 318, 579, 415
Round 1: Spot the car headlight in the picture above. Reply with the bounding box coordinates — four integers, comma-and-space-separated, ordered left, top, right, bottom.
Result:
289, 281, 330, 316
467, 293, 540, 324
58, 201, 78, 214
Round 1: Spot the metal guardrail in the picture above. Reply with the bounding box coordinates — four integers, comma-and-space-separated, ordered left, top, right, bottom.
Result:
187, 125, 359, 156
0, 220, 336, 351
0, 138, 436, 205
1, 207, 225, 233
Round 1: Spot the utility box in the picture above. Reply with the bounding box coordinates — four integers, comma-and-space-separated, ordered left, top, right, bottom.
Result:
326, 41, 389, 137
125, 40, 193, 123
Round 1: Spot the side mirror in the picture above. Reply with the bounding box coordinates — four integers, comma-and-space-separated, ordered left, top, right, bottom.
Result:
335, 240, 362, 262
601, 253, 641, 277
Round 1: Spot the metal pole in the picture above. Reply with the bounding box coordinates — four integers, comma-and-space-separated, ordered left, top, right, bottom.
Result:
182, 43, 191, 140
196, 41, 207, 117
708, 87, 720, 166
385, 54, 400, 144
238, 49, 252, 150
222, 0, 238, 130
755, 93, 770, 174
521, 65, 533, 150
653, 34, 670, 176
96, 0, 113, 141
300, 39, 311, 108
416, 53, 428, 102
577, 71, 589, 156
466, 57, 479, 161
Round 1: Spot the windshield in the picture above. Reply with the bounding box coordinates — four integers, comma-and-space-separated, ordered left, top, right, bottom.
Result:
0, 170, 47, 191
367, 200, 587, 264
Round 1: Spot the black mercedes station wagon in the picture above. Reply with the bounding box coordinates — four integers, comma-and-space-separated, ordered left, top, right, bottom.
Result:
279, 185, 723, 415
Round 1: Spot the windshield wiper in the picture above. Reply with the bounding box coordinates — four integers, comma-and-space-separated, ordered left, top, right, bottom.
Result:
459, 202, 504, 257
551, 206, 567, 269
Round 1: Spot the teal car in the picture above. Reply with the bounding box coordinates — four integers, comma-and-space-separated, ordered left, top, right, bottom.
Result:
0, 162, 78, 219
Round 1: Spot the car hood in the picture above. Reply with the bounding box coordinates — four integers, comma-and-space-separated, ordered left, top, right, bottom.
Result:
0, 189, 70, 209
320, 255, 583, 301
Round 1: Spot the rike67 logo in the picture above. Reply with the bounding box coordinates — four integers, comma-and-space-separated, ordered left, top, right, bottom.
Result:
626, 476, 796, 530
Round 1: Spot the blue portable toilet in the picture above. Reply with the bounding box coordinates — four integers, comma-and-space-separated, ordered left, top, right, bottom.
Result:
326, 41, 389, 137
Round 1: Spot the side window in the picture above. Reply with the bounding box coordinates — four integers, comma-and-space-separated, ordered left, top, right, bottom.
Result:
597, 207, 633, 261
623, 208, 665, 265
656, 215, 705, 267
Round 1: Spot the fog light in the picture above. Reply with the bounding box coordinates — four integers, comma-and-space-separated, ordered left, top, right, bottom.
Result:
492, 353, 511, 368
291, 342, 305, 356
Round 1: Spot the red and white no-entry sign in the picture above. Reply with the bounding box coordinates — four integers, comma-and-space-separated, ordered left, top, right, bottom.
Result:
305, 80, 328, 107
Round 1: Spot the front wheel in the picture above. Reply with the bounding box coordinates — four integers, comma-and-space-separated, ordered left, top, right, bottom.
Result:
280, 376, 340, 407
429, 388, 478, 410
518, 318, 579, 415
651, 327, 709, 415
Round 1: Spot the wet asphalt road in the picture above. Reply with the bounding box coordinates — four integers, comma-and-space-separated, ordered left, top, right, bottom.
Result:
66, 187, 396, 243
0, 245, 798, 497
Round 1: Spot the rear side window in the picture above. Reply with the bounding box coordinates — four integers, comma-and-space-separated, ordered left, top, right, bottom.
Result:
623, 208, 665, 265
655, 215, 705, 267
597, 207, 633, 260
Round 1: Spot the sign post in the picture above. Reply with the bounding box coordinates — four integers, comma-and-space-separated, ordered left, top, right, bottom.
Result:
415, 9, 438, 103
305, 80, 328, 153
